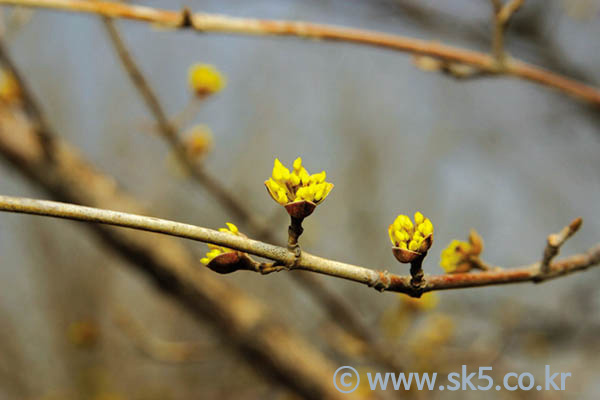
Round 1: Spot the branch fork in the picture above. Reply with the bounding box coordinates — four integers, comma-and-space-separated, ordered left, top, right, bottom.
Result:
535, 217, 583, 282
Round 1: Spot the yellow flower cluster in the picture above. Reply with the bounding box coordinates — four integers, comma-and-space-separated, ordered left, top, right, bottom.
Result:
265, 158, 334, 205
388, 212, 434, 252
200, 223, 240, 265
188, 63, 226, 96
440, 239, 472, 273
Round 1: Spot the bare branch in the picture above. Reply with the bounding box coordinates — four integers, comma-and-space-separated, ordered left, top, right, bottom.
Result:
538, 217, 583, 277
1, 195, 598, 297
1, 0, 599, 106
101, 19, 269, 234
490, 0, 525, 66
100, 18, 388, 360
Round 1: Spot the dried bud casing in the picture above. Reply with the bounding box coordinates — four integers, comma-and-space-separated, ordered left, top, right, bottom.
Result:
206, 252, 253, 274
468, 229, 484, 255
392, 234, 433, 263
284, 200, 316, 220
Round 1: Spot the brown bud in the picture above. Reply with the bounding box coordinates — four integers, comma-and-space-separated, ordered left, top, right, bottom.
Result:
206, 252, 253, 274
393, 234, 433, 264
468, 229, 483, 256
284, 200, 316, 220
417, 233, 434, 254
392, 247, 422, 263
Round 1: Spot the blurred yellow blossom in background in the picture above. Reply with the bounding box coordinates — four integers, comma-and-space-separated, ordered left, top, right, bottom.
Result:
0, 69, 20, 104
183, 124, 213, 160
188, 63, 226, 96
400, 292, 439, 312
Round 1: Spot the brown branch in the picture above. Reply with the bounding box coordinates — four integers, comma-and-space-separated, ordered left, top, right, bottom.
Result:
0, 0, 599, 106
490, 0, 525, 65
1, 195, 598, 298
101, 18, 268, 233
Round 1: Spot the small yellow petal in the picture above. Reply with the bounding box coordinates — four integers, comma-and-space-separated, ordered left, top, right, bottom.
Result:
408, 240, 419, 251
290, 172, 300, 186
293, 157, 302, 171
277, 188, 288, 205
225, 222, 238, 234
394, 230, 404, 246
388, 225, 396, 245
299, 168, 310, 185
414, 211, 424, 225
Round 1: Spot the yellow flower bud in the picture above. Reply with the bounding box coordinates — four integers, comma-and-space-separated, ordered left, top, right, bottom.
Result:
408, 239, 419, 251
414, 211, 424, 225
293, 157, 303, 171
200, 223, 242, 266
389, 212, 434, 263
264, 157, 334, 210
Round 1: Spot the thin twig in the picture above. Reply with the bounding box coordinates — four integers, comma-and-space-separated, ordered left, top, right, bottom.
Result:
1, 195, 598, 297
490, 0, 525, 65
101, 18, 268, 233
1, 0, 600, 106
538, 217, 583, 277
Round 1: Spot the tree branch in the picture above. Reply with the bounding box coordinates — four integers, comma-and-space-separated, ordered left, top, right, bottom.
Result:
0, 0, 599, 106
100, 17, 388, 357
538, 217, 583, 277
490, 0, 525, 66
1, 195, 598, 297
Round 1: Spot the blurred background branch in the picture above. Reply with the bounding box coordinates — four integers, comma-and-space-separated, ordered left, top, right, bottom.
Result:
1, 0, 600, 105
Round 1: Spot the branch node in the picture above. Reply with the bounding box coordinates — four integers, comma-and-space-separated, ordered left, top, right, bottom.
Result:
179, 7, 193, 28
370, 270, 391, 292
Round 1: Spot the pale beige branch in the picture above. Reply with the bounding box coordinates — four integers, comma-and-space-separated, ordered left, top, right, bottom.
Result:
490, 0, 525, 65
0, 0, 599, 105
1, 195, 598, 297
539, 217, 583, 276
